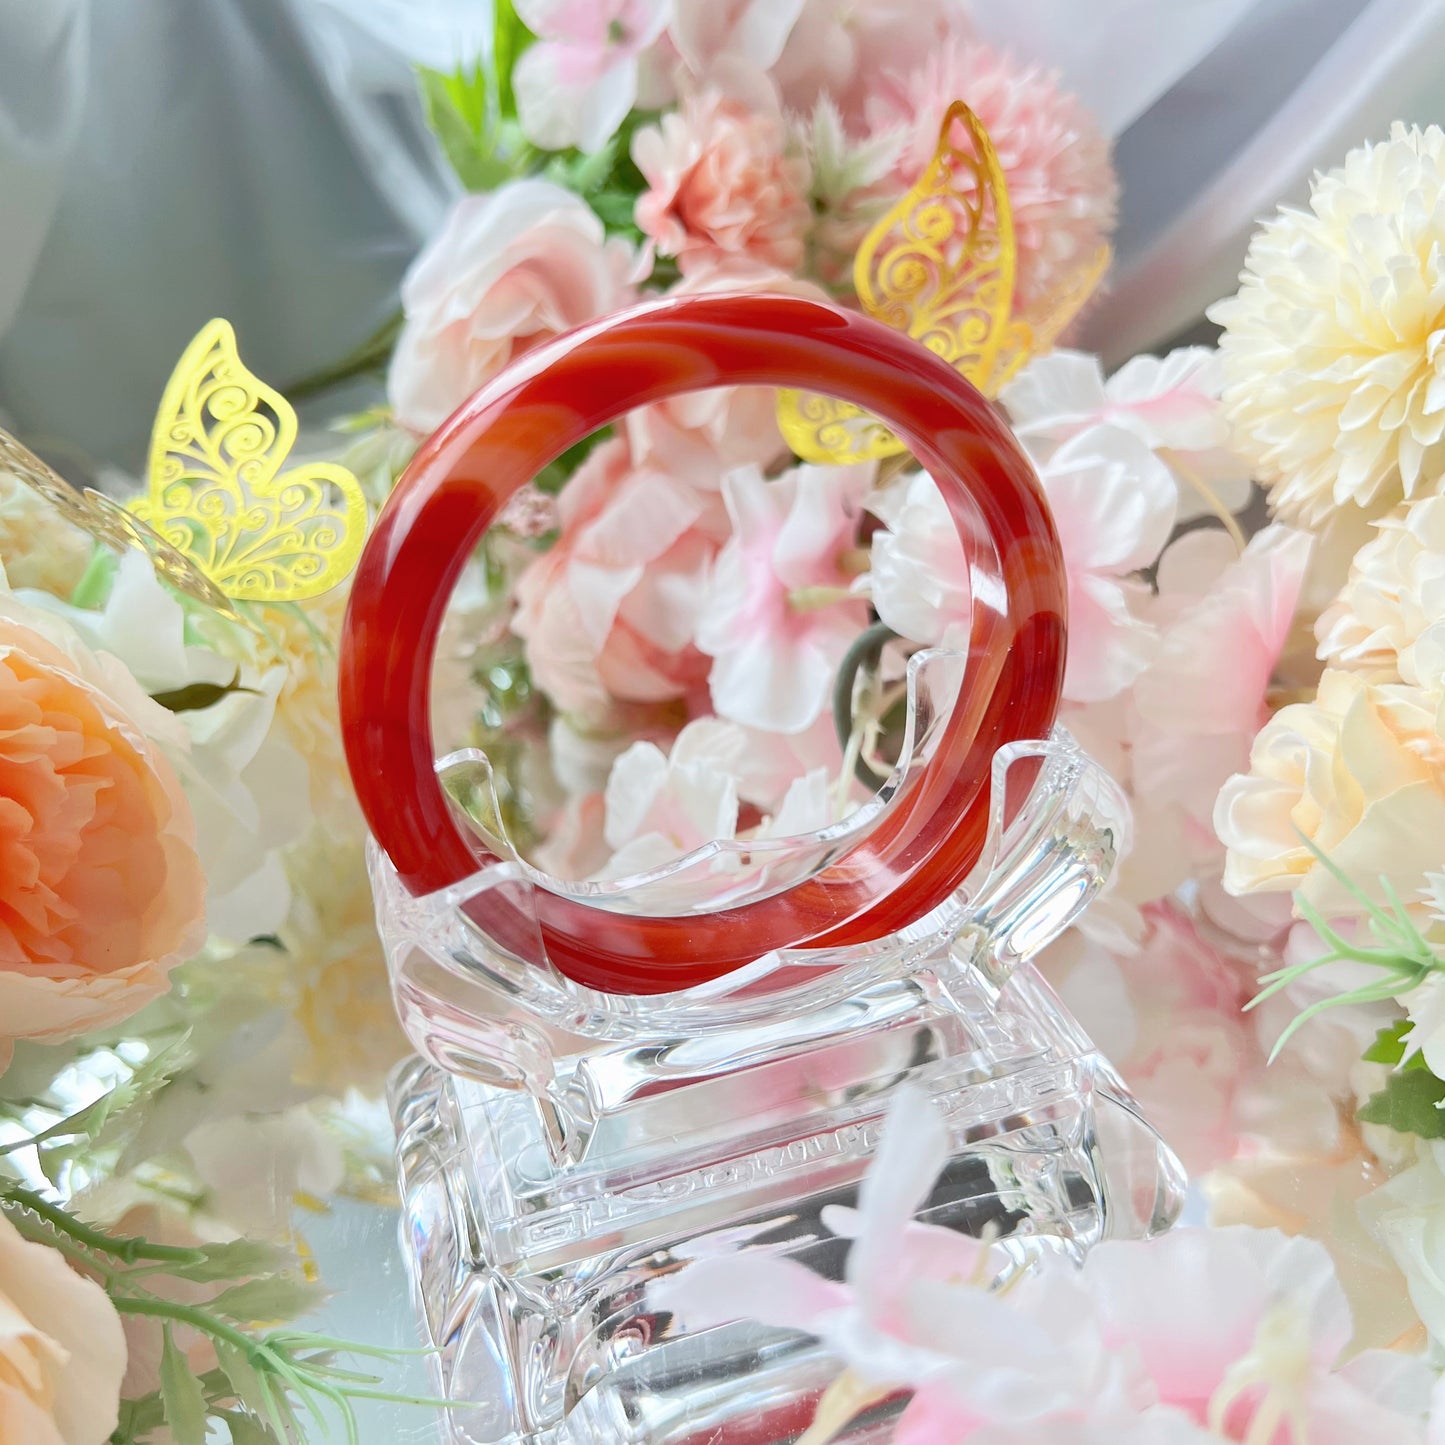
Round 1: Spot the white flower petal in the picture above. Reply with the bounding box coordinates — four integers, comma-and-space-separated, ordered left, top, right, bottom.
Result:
847, 1086, 948, 1301
759, 766, 832, 838
603, 740, 670, 850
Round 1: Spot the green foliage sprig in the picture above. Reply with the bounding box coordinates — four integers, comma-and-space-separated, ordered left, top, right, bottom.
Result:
1356, 1022, 1445, 1139
1247, 841, 1444, 1061
418, 0, 536, 190
1242, 840, 1445, 1142
0, 1183, 457, 1445
416, 0, 660, 246
0, 1040, 466, 1444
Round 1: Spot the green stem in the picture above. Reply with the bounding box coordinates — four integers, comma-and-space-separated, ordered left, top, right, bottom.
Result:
831, 620, 900, 790
269, 1332, 434, 1358
5, 1207, 113, 1280
2, 1187, 209, 1267
114, 1295, 270, 1356
69, 543, 116, 608
116, 1297, 476, 1427
284, 309, 404, 402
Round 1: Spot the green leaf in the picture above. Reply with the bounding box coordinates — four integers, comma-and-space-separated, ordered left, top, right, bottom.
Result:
150, 671, 257, 714
159, 1325, 210, 1445
210, 1275, 325, 1324
492, 0, 534, 116
214, 1340, 294, 1442
566, 134, 623, 193
418, 65, 521, 191
166, 1238, 291, 1285
1358, 1067, 1445, 1138
69, 544, 118, 609
110, 1390, 166, 1444
1362, 1020, 1430, 1069
533, 427, 615, 495
1362, 1020, 1412, 1065
214, 1410, 282, 1445
0, 1040, 185, 1158
589, 188, 643, 236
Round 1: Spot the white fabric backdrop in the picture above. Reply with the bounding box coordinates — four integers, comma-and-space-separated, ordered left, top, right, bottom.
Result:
1, 0, 1443, 467
1063, 0, 1445, 362
0, 0, 458, 472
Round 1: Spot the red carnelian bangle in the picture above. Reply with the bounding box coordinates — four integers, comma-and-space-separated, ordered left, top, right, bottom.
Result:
339, 294, 1066, 995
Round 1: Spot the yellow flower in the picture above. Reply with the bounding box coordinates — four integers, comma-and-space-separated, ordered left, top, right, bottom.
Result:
0, 474, 92, 597
1215, 668, 1445, 918
280, 825, 406, 1097
1208, 1139, 1421, 1353
228, 590, 405, 1096
1210, 124, 1445, 528
248, 588, 357, 828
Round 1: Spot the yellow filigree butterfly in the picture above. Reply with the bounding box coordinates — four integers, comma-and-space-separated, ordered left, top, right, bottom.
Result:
0, 319, 367, 610
0, 427, 241, 617
777, 102, 1111, 466
132, 319, 367, 602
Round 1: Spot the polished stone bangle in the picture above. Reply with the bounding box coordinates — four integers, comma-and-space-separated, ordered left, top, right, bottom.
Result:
338, 292, 1066, 995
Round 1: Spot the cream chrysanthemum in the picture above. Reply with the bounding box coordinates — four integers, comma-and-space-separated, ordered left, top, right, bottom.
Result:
251, 589, 356, 827
1210, 123, 1445, 528
1316, 493, 1445, 685
1215, 668, 1445, 919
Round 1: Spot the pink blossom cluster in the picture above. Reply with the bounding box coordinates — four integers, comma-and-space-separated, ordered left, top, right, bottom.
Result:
386, 1, 1128, 883
376, 0, 1386, 1241
655, 1088, 1444, 1445
390, 1, 1118, 436
374, 0, 1445, 1400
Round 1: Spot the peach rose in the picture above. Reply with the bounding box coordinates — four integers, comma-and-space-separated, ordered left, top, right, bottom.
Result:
1215, 668, 1445, 919
0, 1213, 127, 1445
512, 438, 724, 720
633, 82, 811, 275
388, 179, 644, 435
0, 592, 206, 1071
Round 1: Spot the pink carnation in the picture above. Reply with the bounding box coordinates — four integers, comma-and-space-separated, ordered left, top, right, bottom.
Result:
770, 0, 971, 132
626, 260, 824, 489
633, 85, 811, 275
868, 40, 1116, 314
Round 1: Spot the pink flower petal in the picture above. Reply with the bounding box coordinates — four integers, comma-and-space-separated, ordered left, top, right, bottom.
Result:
650, 1253, 850, 1333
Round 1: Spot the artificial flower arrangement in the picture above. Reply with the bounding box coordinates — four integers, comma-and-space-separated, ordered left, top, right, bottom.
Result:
4, 0, 1445, 1440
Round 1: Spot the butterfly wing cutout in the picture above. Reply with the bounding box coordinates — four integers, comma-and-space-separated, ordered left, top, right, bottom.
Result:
132, 319, 367, 603
1026, 241, 1112, 355
778, 102, 1108, 466
0, 427, 240, 617
778, 102, 1023, 465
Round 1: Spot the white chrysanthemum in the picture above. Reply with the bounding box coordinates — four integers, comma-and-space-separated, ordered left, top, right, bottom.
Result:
1425, 869, 1445, 927
1316, 493, 1445, 685
1209, 123, 1445, 528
